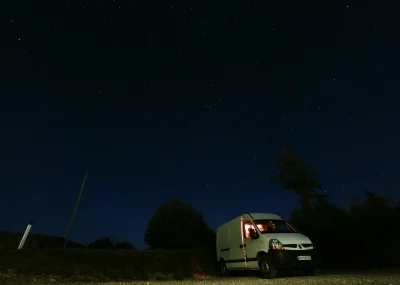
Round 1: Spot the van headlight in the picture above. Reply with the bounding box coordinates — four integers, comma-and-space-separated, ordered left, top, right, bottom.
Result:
269, 239, 285, 250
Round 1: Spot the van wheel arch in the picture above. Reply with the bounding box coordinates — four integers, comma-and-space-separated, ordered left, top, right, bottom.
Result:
257, 251, 268, 258
257, 251, 277, 279
219, 258, 230, 277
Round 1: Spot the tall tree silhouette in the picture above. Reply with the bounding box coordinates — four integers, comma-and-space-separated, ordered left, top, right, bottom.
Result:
270, 147, 324, 214
145, 199, 215, 250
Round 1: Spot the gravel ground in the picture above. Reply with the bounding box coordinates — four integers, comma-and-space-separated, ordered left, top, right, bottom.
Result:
60, 270, 400, 285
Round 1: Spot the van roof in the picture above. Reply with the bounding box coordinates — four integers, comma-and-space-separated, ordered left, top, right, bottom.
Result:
247, 213, 284, 220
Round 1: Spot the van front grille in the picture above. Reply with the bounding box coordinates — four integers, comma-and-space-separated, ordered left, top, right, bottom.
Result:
286, 249, 315, 256
283, 244, 297, 248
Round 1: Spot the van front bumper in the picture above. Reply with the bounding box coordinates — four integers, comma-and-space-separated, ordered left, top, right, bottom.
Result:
269, 249, 320, 270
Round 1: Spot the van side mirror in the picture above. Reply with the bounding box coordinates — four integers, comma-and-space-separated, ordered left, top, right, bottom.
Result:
249, 229, 259, 239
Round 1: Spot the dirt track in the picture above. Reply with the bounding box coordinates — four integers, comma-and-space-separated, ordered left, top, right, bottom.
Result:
89, 270, 400, 285
9, 270, 398, 285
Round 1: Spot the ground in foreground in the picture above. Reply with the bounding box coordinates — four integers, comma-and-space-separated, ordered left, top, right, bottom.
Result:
3, 270, 400, 285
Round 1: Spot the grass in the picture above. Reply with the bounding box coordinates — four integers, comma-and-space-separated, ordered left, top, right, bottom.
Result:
0, 231, 218, 283
0, 248, 218, 284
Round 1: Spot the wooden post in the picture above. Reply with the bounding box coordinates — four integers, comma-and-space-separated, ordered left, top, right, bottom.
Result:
64, 173, 88, 248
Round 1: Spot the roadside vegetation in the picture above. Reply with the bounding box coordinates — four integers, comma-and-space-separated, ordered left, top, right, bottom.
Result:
1, 147, 399, 283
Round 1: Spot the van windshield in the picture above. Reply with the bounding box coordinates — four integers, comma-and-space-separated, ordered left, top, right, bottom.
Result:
253, 219, 297, 234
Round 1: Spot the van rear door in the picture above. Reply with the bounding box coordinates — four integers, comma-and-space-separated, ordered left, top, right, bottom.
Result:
217, 225, 231, 262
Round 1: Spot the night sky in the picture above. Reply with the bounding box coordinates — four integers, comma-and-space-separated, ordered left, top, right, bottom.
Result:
1, 0, 399, 248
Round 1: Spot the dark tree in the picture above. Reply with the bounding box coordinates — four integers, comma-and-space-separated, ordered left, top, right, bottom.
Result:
87, 237, 114, 249
270, 147, 325, 214
350, 191, 394, 229
394, 200, 400, 222
145, 199, 215, 250
115, 241, 136, 250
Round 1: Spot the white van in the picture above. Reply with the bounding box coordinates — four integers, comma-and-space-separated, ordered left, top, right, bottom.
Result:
216, 213, 320, 279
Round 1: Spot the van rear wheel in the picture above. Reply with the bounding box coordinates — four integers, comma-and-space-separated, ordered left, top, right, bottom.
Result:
219, 260, 230, 277
258, 254, 277, 279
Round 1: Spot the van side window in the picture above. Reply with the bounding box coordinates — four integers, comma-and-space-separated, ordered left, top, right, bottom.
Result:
243, 221, 255, 239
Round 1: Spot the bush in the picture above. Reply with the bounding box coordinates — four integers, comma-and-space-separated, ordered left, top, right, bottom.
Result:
289, 193, 400, 270
145, 199, 215, 250
0, 248, 218, 283
115, 241, 136, 250
0, 231, 84, 249
87, 237, 114, 249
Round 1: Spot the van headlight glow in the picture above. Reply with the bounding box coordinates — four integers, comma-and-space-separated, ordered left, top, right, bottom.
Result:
269, 239, 285, 250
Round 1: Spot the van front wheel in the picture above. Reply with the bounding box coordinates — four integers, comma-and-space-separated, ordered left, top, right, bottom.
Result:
219, 260, 230, 277
258, 255, 277, 279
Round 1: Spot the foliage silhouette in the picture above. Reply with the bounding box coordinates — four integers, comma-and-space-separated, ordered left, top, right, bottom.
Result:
145, 199, 215, 250
87, 237, 114, 249
115, 241, 136, 250
270, 147, 325, 214
268, 147, 400, 269
0, 232, 84, 249
289, 191, 400, 269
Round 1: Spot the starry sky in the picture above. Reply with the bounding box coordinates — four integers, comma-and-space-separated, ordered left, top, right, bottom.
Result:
1, 0, 399, 248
